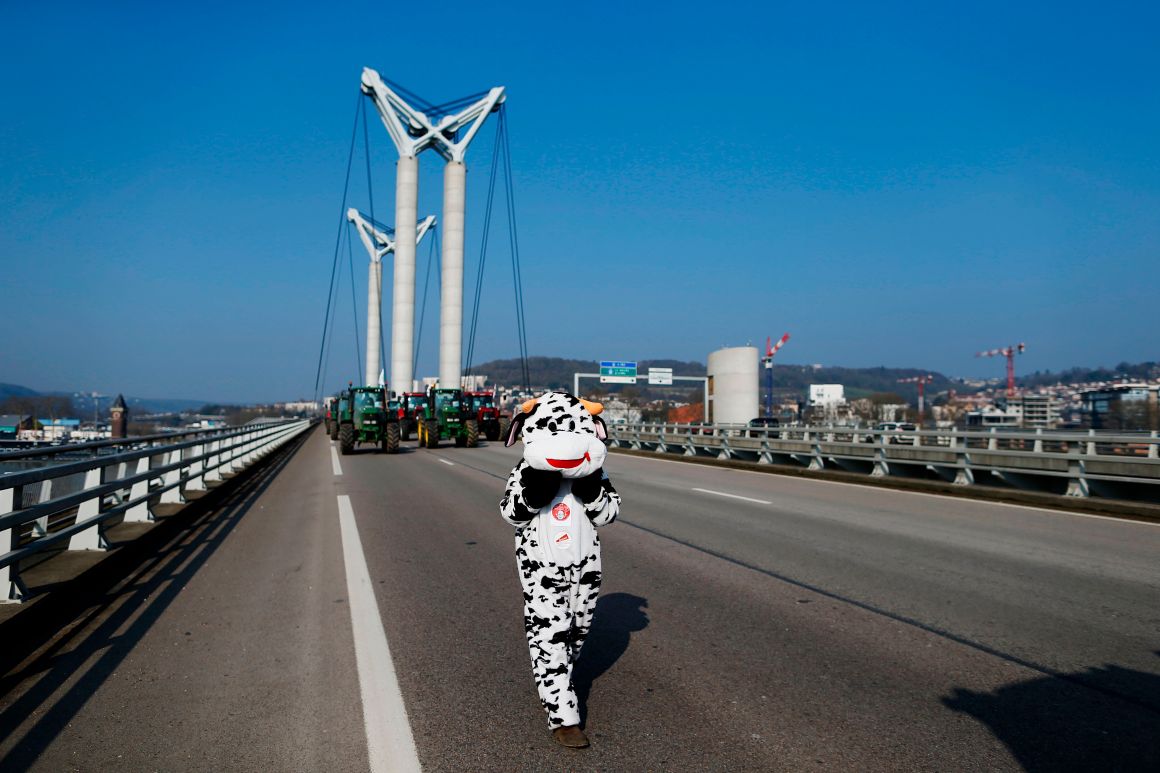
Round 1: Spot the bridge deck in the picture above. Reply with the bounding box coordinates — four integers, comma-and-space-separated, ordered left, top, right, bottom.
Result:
2, 427, 1158, 770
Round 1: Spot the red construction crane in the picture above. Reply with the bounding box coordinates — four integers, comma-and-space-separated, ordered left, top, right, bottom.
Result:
762, 333, 790, 418
975, 343, 1026, 397
897, 375, 934, 419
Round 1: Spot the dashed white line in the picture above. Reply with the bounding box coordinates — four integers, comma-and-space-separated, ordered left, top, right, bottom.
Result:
336, 495, 421, 773
331, 445, 343, 476
692, 487, 771, 505
438, 459, 455, 466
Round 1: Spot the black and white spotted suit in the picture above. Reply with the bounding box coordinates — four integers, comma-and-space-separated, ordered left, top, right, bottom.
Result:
499, 392, 621, 729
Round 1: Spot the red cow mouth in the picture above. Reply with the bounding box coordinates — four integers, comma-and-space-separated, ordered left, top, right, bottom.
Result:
547, 452, 590, 469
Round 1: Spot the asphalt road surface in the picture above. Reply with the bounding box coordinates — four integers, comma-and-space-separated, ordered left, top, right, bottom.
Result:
2, 426, 1158, 771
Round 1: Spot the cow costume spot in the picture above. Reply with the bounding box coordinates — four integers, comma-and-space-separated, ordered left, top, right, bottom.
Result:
499, 391, 621, 731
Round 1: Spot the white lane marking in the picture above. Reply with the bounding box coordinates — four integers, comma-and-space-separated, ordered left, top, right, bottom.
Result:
331, 445, 343, 476
438, 459, 454, 466
336, 495, 422, 773
692, 487, 771, 505
620, 451, 1159, 527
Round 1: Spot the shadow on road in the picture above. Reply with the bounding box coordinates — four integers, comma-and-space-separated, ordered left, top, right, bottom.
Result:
943, 654, 1160, 772
573, 592, 649, 725
0, 433, 307, 771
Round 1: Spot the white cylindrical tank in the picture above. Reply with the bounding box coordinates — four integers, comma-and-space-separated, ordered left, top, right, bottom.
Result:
708, 347, 759, 425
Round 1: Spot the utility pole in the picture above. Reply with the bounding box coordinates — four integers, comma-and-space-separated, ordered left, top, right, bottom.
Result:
361, 69, 504, 391
347, 209, 436, 389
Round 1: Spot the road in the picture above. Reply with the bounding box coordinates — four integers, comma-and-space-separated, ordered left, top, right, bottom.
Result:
2, 426, 1158, 771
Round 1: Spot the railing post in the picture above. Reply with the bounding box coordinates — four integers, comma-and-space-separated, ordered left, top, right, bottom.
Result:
1151, 431, 1158, 460
186, 442, 206, 492
33, 478, 52, 536
954, 448, 975, 485
160, 448, 186, 505
124, 456, 155, 522
68, 466, 109, 551
1034, 428, 1043, 454
1, 484, 26, 602
205, 439, 223, 483
1086, 429, 1096, 456
988, 428, 997, 450
1066, 458, 1089, 497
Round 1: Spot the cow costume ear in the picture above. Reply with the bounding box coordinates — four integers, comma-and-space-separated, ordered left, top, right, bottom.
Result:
504, 399, 538, 447
592, 415, 608, 441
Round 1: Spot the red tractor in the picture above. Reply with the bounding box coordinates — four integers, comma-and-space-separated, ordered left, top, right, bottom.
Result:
465, 391, 509, 442
399, 391, 430, 440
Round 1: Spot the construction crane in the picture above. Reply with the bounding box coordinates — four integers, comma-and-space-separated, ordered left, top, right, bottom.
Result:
976, 343, 1026, 397
762, 333, 790, 419
897, 375, 934, 422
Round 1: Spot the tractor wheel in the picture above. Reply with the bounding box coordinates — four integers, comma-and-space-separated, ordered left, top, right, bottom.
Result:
454, 435, 465, 448
401, 419, 412, 441
484, 422, 499, 442
383, 423, 400, 454
498, 417, 511, 443
466, 420, 479, 448
424, 419, 440, 449
339, 424, 354, 455
330, 421, 339, 441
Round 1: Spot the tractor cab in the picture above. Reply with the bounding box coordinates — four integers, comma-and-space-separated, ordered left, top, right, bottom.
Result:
335, 385, 399, 455
417, 388, 480, 449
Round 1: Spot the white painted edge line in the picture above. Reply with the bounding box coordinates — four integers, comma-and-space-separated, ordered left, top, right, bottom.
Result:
438, 459, 454, 466
624, 450, 1158, 527
331, 445, 344, 476
691, 487, 771, 505
336, 495, 422, 773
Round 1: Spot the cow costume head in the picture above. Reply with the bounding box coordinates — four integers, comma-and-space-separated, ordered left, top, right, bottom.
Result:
503, 391, 608, 479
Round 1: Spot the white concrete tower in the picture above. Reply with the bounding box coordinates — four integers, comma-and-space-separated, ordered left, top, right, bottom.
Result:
361, 68, 431, 394
347, 209, 437, 388
361, 68, 504, 390
429, 89, 505, 388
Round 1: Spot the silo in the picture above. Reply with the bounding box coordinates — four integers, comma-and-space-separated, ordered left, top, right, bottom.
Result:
707, 346, 759, 424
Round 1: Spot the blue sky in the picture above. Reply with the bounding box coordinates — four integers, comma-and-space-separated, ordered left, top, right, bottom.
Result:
2, 1, 1157, 403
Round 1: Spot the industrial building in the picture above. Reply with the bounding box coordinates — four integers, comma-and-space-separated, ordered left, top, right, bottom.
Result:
707, 346, 758, 424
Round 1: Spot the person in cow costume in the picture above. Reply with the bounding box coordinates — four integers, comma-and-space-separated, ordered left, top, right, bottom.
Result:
499, 391, 621, 748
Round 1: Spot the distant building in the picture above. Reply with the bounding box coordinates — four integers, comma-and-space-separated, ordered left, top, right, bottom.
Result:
279, 401, 320, 414
808, 384, 845, 408
1018, 394, 1059, 429
111, 394, 128, 438
1082, 383, 1159, 430
965, 407, 1021, 428
34, 418, 82, 441
0, 415, 35, 439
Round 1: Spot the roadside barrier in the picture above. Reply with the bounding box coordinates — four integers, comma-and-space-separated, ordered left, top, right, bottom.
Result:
0, 420, 313, 602
608, 423, 1160, 502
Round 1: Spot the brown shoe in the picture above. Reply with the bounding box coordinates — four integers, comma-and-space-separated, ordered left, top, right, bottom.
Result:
552, 725, 589, 748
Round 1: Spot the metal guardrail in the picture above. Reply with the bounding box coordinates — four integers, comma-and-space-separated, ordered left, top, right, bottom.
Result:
609, 423, 1160, 502
0, 419, 314, 602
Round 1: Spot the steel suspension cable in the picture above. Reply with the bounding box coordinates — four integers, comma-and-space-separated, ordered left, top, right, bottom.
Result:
346, 209, 363, 382
360, 100, 385, 383
414, 227, 440, 378
313, 91, 362, 402
319, 226, 349, 394
500, 106, 531, 392
464, 118, 503, 378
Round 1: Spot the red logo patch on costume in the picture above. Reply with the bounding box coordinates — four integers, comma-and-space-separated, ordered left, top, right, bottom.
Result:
554, 533, 570, 544
551, 503, 571, 521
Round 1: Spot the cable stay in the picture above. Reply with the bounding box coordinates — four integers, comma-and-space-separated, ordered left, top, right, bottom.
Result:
314, 92, 362, 403
462, 103, 531, 394
413, 227, 441, 378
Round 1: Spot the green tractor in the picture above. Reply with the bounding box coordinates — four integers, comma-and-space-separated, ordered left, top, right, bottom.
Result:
335, 385, 400, 455
416, 388, 479, 449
